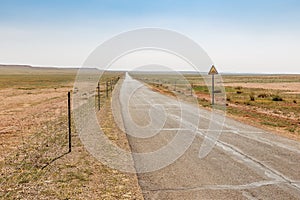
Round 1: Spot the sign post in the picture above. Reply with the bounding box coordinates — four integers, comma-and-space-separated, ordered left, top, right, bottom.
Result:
208, 65, 218, 105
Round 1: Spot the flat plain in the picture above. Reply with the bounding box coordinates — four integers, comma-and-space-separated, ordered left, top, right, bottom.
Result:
1, 65, 300, 199
0, 65, 142, 199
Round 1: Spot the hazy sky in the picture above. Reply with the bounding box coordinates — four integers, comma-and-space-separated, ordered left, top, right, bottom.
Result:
0, 0, 300, 73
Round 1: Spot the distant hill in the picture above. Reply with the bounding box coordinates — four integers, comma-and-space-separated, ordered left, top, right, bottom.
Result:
0, 65, 80, 75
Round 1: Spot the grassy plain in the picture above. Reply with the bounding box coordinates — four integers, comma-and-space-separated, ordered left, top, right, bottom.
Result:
0, 65, 142, 199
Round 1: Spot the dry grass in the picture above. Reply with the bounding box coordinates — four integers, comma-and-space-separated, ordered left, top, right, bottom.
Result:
0, 65, 142, 199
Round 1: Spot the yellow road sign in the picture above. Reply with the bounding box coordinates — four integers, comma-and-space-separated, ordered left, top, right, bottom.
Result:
208, 65, 218, 75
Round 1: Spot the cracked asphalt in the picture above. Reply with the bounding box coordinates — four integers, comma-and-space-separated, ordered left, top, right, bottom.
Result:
118, 74, 300, 200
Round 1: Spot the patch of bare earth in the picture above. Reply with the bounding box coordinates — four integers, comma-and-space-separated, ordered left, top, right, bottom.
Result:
0, 86, 71, 161
224, 82, 300, 94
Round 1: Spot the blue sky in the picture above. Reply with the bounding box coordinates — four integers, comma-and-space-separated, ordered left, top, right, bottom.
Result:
0, 0, 300, 73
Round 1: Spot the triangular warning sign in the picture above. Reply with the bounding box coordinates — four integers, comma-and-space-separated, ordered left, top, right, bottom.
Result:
208, 65, 218, 75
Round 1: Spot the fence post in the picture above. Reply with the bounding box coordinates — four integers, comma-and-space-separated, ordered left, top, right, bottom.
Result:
106, 81, 108, 97
191, 83, 193, 96
97, 82, 100, 110
68, 91, 71, 153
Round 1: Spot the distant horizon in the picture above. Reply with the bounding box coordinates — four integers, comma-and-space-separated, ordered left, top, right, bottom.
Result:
1, 63, 299, 75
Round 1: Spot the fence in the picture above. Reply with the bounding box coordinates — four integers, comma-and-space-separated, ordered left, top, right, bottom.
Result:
67, 76, 120, 152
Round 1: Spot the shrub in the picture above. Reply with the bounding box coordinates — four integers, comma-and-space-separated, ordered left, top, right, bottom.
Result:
293, 100, 297, 104
272, 95, 283, 101
245, 101, 251, 105
236, 91, 243, 94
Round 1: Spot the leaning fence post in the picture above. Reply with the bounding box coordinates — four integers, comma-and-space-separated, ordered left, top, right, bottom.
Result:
68, 91, 71, 153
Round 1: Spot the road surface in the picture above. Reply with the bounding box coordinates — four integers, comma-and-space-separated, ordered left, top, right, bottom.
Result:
118, 74, 300, 200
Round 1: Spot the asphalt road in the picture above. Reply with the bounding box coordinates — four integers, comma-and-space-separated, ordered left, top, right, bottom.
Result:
118, 74, 300, 200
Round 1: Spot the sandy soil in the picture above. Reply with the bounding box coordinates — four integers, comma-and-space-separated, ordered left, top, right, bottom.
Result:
223, 82, 300, 93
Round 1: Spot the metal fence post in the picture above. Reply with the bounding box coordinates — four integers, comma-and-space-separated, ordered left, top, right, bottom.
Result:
106, 81, 108, 98
97, 82, 100, 110
68, 91, 71, 153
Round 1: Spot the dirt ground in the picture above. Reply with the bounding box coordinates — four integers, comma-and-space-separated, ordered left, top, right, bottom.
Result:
224, 82, 300, 94
0, 87, 70, 161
